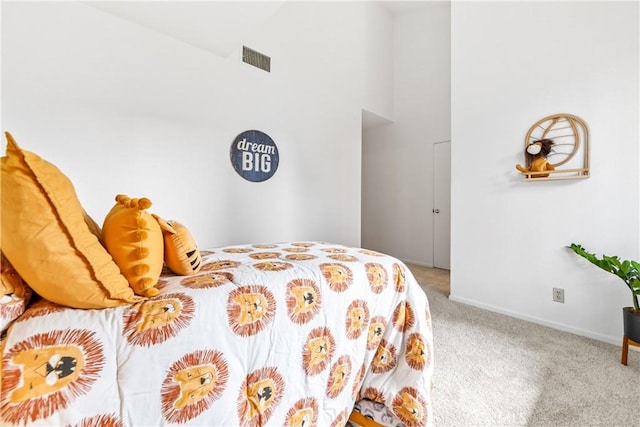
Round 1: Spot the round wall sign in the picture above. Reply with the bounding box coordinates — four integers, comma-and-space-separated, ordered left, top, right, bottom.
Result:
230, 130, 279, 182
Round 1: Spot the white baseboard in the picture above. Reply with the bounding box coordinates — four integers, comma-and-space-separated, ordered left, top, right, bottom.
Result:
448, 294, 626, 347
400, 258, 433, 268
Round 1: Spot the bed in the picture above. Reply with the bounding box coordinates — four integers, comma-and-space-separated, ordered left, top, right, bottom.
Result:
1, 241, 433, 426
0, 133, 433, 426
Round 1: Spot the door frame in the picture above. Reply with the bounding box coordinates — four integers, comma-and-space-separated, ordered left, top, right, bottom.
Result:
433, 140, 451, 270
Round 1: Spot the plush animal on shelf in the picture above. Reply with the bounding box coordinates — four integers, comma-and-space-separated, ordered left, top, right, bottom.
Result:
516, 138, 555, 178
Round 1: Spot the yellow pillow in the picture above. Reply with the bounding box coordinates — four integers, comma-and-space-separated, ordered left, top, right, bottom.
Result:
102, 195, 163, 297
152, 214, 202, 275
0, 132, 139, 308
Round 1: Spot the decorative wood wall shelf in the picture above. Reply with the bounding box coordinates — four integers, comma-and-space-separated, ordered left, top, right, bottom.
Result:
518, 113, 590, 181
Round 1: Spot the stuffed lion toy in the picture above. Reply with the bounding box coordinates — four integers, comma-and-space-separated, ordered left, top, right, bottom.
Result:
516, 138, 555, 178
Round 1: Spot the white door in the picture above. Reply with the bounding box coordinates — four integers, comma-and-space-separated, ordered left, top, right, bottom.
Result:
433, 141, 451, 270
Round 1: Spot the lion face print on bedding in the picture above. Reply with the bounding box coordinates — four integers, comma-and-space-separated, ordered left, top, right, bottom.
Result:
252, 243, 279, 249
172, 365, 219, 409
161, 350, 229, 424
393, 300, 416, 333
319, 263, 353, 292
11, 345, 84, 402
181, 272, 233, 289
70, 414, 125, 427
249, 252, 281, 260
136, 299, 179, 332
253, 261, 293, 272
371, 340, 397, 374
223, 247, 254, 253
345, 300, 369, 340
405, 333, 429, 371
351, 363, 366, 401
392, 387, 429, 427
365, 263, 388, 294
321, 247, 347, 254
285, 253, 317, 261
329, 408, 351, 427
286, 278, 321, 325
367, 315, 387, 351
282, 247, 309, 253
359, 249, 385, 257
200, 260, 241, 272
284, 397, 318, 427
291, 242, 315, 247
393, 263, 407, 292
122, 293, 195, 346
302, 327, 336, 375
326, 355, 352, 399
227, 285, 276, 337
1, 329, 104, 425
237, 366, 284, 427
327, 254, 358, 262
15, 299, 63, 323
361, 387, 386, 405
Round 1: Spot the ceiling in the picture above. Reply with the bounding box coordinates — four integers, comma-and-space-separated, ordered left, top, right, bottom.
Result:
84, 1, 437, 58
84, 1, 287, 57
84, 0, 437, 129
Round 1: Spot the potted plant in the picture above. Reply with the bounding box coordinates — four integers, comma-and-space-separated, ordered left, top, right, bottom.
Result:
568, 243, 640, 364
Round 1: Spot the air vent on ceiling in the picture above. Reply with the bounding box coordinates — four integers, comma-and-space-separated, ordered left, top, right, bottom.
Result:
242, 46, 271, 72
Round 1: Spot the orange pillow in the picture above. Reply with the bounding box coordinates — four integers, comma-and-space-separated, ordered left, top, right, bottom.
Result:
102, 195, 163, 297
153, 214, 202, 275
0, 132, 139, 308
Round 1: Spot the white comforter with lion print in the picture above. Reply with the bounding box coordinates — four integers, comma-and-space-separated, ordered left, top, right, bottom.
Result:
1, 242, 433, 427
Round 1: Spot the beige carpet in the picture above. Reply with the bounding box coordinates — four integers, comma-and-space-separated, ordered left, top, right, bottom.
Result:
406, 264, 639, 427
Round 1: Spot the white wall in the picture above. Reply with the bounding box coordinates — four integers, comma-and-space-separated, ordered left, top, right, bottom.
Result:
362, 3, 394, 121
1, 1, 369, 249
362, 2, 451, 265
451, 1, 639, 344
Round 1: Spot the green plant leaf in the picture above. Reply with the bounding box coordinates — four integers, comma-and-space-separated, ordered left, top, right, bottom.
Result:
621, 260, 631, 275
568, 243, 640, 310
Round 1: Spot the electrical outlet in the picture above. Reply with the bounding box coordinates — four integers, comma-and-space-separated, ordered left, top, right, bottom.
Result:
553, 288, 565, 303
